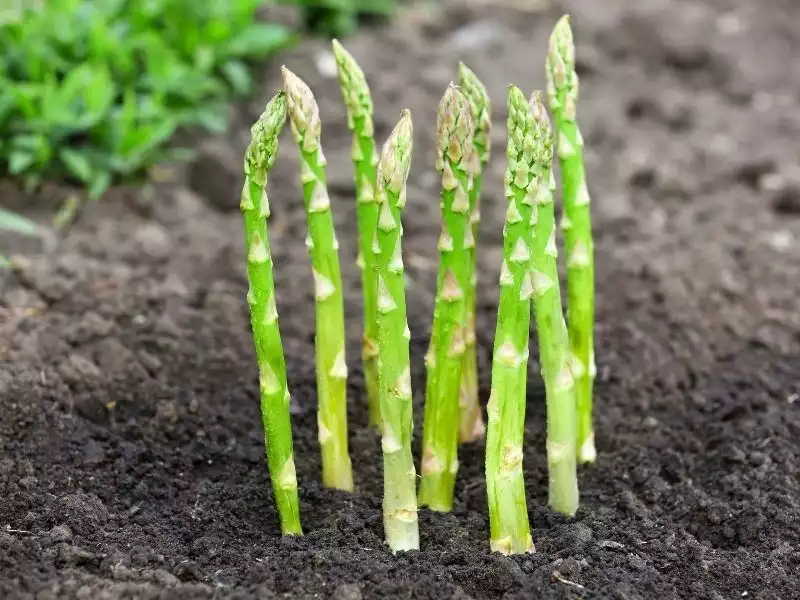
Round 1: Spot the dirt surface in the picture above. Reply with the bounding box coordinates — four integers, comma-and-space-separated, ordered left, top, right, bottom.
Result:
2, 0, 800, 598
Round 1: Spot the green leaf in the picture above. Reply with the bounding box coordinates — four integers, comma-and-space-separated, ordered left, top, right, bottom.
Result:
60, 148, 94, 183
221, 60, 252, 95
9, 151, 35, 175
226, 23, 294, 57
0, 208, 39, 236
89, 171, 111, 200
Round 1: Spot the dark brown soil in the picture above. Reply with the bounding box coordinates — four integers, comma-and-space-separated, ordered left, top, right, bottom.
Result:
2, 0, 799, 598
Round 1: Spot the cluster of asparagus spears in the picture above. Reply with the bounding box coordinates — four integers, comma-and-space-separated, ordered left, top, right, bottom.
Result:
240, 15, 595, 554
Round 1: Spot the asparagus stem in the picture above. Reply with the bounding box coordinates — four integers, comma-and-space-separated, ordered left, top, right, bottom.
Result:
456, 63, 492, 444
282, 67, 354, 491
547, 15, 597, 464
242, 92, 302, 535
485, 85, 540, 555
528, 92, 579, 516
419, 84, 475, 511
374, 111, 419, 552
332, 40, 382, 429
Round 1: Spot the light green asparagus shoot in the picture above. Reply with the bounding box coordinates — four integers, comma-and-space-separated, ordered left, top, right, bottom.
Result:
419, 84, 475, 511
332, 40, 382, 429
242, 92, 302, 536
282, 67, 354, 492
456, 63, 491, 444
374, 110, 419, 552
547, 15, 597, 464
485, 85, 540, 555
528, 91, 579, 516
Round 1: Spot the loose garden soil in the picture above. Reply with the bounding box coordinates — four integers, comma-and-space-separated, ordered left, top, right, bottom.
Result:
2, 0, 799, 598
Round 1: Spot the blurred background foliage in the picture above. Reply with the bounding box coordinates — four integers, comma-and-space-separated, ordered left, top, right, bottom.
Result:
0, 0, 398, 208
281, 0, 398, 37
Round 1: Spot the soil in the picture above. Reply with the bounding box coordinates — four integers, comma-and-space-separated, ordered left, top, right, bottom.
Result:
2, 0, 800, 598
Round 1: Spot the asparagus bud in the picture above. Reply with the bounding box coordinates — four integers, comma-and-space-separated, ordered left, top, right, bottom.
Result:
242, 92, 302, 535
282, 67, 354, 491
375, 111, 419, 552
485, 85, 539, 555
456, 63, 492, 444
332, 40, 382, 429
419, 84, 475, 511
529, 91, 579, 516
547, 15, 597, 464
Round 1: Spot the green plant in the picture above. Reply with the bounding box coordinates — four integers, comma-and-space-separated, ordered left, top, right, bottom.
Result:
527, 91, 579, 517
282, 67, 354, 491
374, 110, 419, 552
244, 14, 594, 550
282, 0, 398, 37
0, 0, 294, 198
241, 91, 302, 536
332, 40, 382, 429
547, 15, 597, 464
456, 63, 491, 444
484, 85, 541, 556
418, 84, 474, 512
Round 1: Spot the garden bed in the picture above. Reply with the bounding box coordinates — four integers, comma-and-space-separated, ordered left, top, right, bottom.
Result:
1, 0, 799, 598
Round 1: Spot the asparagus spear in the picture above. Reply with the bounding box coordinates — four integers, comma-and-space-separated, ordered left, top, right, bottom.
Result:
456, 63, 492, 444
528, 91, 579, 516
242, 92, 302, 535
374, 110, 419, 552
332, 40, 382, 429
547, 15, 597, 464
419, 84, 475, 511
485, 85, 540, 555
282, 67, 354, 491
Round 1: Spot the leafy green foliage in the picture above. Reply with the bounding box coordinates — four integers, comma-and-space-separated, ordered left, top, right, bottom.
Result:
0, 0, 295, 199
281, 0, 398, 37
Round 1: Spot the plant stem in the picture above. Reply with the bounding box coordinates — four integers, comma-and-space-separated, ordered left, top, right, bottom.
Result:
547, 15, 597, 464
528, 92, 579, 516
332, 40, 382, 430
485, 85, 540, 555
242, 92, 302, 535
282, 67, 354, 492
374, 110, 419, 552
456, 63, 492, 444
419, 84, 475, 511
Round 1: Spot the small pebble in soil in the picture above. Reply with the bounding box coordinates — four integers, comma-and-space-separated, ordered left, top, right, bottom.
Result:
49, 525, 72, 543
59, 493, 109, 536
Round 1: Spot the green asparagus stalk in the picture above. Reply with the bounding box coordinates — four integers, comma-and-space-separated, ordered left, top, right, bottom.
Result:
374, 110, 419, 552
485, 85, 540, 555
547, 15, 597, 464
282, 67, 354, 491
419, 84, 475, 511
332, 40, 382, 429
242, 92, 302, 535
456, 63, 491, 444
528, 91, 579, 516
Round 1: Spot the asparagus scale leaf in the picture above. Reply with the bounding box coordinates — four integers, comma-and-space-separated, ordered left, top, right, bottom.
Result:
547, 15, 597, 464
485, 85, 540, 555
282, 67, 354, 491
456, 63, 492, 444
419, 84, 475, 511
528, 92, 579, 516
374, 110, 419, 552
242, 92, 302, 535
332, 40, 383, 429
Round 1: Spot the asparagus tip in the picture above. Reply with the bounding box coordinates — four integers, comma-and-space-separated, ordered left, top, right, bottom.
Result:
549, 14, 575, 69
436, 84, 474, 168
281, 67, 322, 153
